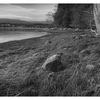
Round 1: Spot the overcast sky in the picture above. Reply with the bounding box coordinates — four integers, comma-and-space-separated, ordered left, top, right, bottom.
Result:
0, 4, 56, 21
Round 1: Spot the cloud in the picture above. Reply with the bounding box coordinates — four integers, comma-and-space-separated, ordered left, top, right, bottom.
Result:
0, 4, 53, 21
0, 15, 34, 21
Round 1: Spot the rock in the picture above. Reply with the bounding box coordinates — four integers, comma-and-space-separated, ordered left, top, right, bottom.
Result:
42, 53, 63, 72
79, 49, 92, 60
82, 90, 95, 96
80, 49, 91, 55
95, 84, 100, 91
48, 72, 55, 81
86, 64, 95, 70
81, 34, 88, 37
62, 47, 67, 51
74, 28, 79, 31
71, 35, 84, 39
45, 40, 52, 44
71, 35, 78, 39
78, 35, 83, 39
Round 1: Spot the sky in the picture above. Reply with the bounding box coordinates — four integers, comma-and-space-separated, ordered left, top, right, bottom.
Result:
0, 4, 56, 21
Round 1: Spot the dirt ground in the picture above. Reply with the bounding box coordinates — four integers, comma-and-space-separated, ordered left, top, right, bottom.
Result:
0, 30, 100, 96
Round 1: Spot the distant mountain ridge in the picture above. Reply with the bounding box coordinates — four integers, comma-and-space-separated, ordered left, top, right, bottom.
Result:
0, 18, 47, 24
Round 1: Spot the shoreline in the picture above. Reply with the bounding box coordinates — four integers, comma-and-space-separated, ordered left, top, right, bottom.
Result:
0, 29, 67, 44
0, 28, 94, 44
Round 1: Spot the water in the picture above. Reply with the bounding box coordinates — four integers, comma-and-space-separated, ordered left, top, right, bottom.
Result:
0, 30, 48, 43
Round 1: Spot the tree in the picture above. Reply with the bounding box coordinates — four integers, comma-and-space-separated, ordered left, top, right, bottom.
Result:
53, 4, 73, 28
94, 4, 100, 35
46, 12, 54, 24
70, 4, 93, 29
53, 4, 93, 29
53, 5, 65, 27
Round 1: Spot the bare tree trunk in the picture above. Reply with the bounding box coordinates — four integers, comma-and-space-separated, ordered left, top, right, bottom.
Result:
94, 4, 100, 35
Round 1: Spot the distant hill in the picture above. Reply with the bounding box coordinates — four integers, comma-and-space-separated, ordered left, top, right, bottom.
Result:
0, 18, 48, 24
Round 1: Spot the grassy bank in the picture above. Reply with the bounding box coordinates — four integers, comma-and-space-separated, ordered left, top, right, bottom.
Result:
0, 30, 100, 96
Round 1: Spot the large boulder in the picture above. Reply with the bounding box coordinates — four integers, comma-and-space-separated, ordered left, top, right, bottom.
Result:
42, 53, 63, 72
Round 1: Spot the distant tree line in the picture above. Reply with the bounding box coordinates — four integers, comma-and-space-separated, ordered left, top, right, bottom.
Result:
53, 4, 94, 29
0, 23, 52, 28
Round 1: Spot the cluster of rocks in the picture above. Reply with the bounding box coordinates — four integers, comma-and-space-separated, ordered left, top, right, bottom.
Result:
71, 34, 95, 39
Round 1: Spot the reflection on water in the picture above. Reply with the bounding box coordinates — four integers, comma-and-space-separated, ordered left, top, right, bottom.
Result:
0, 30, 48, 43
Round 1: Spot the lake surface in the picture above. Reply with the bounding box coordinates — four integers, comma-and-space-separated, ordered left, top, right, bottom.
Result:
0, 30, 48, 43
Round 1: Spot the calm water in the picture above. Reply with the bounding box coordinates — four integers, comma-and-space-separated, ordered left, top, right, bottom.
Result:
0, 30, 48, 43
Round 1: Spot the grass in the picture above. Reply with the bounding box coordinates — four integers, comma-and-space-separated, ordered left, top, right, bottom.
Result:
0, 30, 100, 96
